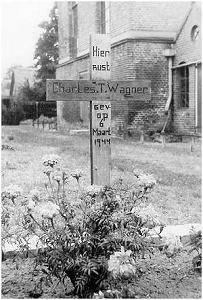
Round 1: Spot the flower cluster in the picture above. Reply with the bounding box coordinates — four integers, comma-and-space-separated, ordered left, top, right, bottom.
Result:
2, 184, 23, 203
136, 173, 157, 188
90, 201, 103, 213
85, 185, 102, 197
131, 203, 162, 228
42, 154, 61, 168
111, 211, 124, 222
32, 202, 60, 219
108, 246, 137, 278
133, 169, 144, 178
71, 169, 83, 181
92, 291, 104, 299
28, 188, 41, 202
163, 233, 183, 258
52, 170, 62, 184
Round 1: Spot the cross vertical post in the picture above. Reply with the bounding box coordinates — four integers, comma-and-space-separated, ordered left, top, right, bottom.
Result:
89, 34, 111, 186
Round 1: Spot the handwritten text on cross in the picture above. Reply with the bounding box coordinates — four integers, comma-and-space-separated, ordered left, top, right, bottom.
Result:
46, 80, 151, 102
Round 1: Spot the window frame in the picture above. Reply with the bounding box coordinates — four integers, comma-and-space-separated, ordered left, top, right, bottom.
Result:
97, 1, 110, 34
178, 64, 189, 108
191, 25, 200, 41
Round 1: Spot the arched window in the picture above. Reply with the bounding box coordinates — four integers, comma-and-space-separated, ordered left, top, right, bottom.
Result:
178, 62, 189, 108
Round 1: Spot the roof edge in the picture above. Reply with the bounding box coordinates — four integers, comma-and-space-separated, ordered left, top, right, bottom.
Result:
175, 2, 194, 42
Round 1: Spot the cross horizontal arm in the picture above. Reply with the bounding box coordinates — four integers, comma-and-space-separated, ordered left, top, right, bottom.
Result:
46, 79, 151, 102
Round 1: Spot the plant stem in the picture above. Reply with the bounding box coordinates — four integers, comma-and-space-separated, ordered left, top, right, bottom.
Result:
47, 174, 55, 198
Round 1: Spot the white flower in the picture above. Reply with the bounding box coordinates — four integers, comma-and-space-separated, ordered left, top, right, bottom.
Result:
71, 169, 83, 181
28, 199, 36, 210
2, 184, 23, 200
93, 291, 104, 299
137, 173, 156, 188
85, 185, 102, 196
112, 211, 123, 222
132, 203, 162, 228
42, 154, 61, 167
28, 188, 41, 202
133, 169, 144, 178
108, 246, 136, 278
115, 195, 122, 202
90, 202, 103, 212
163, 233, 183, 257
52, 171, 62, 183
34, 202, 60, 219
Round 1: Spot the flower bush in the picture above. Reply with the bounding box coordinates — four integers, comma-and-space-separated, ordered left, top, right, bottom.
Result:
1, 155, 161, 298
1, 185, 30, 252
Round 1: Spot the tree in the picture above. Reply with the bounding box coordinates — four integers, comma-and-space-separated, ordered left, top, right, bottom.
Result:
13, 5, 58, 107
16, 82, 45, 103
34, 4, 59, 83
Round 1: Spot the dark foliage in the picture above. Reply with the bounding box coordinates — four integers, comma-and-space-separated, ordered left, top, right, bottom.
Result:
2, 103, 25, 125
34, 4, 58, 83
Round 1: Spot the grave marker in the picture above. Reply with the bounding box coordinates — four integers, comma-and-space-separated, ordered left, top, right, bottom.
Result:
46, 34, 151, 186
90, 34, 111, 186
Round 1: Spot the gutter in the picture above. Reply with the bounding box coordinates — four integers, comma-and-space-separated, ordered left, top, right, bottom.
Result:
161, 48, 175, 133
165, 56, 173, 113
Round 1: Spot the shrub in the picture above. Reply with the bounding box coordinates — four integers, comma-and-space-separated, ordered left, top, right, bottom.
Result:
2, 156, 159, 298
188, 230, 202, 273
2, 103, 25, 125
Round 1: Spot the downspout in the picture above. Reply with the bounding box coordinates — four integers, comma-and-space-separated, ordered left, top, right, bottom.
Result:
165, 56, 173, 113
195, 63, 198, 130
162, 48, 176, 133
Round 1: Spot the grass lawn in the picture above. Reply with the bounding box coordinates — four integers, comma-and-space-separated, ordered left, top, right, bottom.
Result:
2, 125, 201, 225
1, 125, 202, 299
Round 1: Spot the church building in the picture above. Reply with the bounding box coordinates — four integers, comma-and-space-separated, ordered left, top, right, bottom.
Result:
56, 1, 201, 135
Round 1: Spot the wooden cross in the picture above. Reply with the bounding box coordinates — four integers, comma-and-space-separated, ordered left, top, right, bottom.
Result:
46, 34, 151, 186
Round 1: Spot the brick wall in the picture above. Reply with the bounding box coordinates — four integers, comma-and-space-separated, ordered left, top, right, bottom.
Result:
172, 3, 201, 134
174, 3, 201, 65
111, 40, 170, 133
56, 1, 201, 135
56, 56, 90, 128
56, 39, 170, 132
129, 2, 191, 33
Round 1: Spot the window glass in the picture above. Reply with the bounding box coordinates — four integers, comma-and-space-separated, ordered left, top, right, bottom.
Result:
97, 2, 110, 34
179, 65, 189, 108
191, 25, 200, 41
71, 2, 78, 58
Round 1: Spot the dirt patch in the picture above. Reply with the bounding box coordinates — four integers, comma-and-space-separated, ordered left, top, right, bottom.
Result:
1, 250, 201, 298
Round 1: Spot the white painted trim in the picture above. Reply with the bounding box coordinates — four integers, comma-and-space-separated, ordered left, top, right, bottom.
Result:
59, 57, 71, 65
77, 48, 89, 57
172, 61, 201, 69
111, 30, 177, 45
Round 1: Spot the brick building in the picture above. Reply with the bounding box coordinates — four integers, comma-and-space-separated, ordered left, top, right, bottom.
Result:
56, 1, 201, 135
